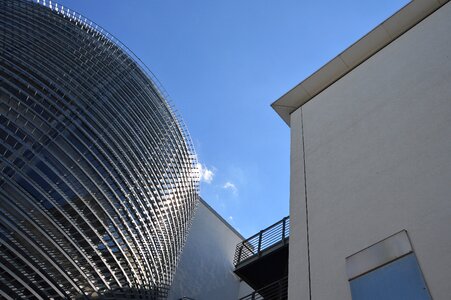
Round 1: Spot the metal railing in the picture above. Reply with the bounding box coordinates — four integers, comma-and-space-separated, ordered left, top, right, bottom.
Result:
239, 276, 288, 300
234, 217, 289, 266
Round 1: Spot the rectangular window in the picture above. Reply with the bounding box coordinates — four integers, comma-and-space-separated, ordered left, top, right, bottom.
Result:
346, 231, 431, 300
350, 253, 431, 300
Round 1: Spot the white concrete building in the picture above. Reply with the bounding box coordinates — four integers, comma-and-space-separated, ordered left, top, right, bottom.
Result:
169, 198, 252, 300
272, 0, 451, 299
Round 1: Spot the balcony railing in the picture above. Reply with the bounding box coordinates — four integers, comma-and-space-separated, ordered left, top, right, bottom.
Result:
239, 276, 288, 300
234, 216, 289, 266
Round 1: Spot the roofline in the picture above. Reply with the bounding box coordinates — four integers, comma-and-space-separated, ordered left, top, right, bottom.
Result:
198, 196, 245, 240
271, 0, 450, 126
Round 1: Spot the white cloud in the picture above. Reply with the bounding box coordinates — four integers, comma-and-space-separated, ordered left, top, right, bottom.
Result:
223, 181, 238, 194
228, 216, 233, 222
196, 163, 214, 184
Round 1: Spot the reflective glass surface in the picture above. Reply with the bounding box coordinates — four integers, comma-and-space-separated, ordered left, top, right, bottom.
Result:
350, 253, 432, 300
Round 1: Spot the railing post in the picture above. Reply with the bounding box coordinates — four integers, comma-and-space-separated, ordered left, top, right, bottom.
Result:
257, 230, 263, 256
237, 244, 243, 264
282, 218, 286, 243
278, 279, 282, 300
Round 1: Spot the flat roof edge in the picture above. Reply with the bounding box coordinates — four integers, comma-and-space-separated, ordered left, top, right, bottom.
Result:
198, 196, 245, 240
272, 0, 449, 127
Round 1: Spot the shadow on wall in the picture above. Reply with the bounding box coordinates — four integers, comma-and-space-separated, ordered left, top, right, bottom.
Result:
168, 200, 247, 300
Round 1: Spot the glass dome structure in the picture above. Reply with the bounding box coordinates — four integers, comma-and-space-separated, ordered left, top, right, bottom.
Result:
0, 0, 199, 298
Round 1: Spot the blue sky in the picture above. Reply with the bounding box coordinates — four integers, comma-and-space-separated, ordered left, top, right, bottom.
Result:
54, 0, 409, 237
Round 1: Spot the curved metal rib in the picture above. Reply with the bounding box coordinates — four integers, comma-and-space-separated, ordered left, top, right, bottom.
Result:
0, 0, 199, 298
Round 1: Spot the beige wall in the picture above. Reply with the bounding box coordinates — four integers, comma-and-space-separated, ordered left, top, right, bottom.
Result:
169, 199, 251, 300
288, 108, 310, 300
289, 2, 451, 299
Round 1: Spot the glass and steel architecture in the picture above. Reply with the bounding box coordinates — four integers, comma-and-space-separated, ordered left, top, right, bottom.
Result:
0, 0, 199, 298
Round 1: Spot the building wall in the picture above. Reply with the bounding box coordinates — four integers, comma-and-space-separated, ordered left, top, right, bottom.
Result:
289, 2, 451, 299
169, 198, 251, 300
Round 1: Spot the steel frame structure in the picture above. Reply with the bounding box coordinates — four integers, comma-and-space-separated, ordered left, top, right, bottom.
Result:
0, 0, 199, 298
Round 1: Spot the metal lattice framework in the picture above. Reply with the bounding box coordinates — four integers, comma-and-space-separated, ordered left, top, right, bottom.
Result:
0, 0, 199, 298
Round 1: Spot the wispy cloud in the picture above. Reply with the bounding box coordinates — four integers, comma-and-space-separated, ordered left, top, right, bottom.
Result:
223, 181, 238, 195
228, 216, 233, 222
196, 163, 214, 184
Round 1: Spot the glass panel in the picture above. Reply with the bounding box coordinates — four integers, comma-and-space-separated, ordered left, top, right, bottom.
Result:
350, 253, 431, 300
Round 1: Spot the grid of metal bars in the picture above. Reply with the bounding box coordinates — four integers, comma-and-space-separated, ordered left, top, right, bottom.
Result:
234, 217, 290, 266
0, 0, 199, 298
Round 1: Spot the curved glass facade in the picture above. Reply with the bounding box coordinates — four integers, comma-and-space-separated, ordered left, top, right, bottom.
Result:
0, 0, 199, 298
